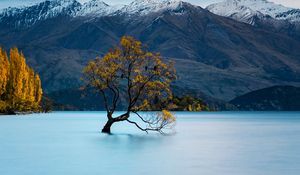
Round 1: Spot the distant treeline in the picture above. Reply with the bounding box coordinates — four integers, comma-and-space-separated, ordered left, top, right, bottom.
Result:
149, 95, 210, 112
47, 87, 210, 112
170, 96, 210, 111
0, 47, 42, 114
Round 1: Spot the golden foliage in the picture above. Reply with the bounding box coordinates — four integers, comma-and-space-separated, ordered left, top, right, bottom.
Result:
34, 74, 43, 104
83, 36, 176, 112
0, 100, 8, 112
161, 110, 176, 122
0, 48, 10, 96
0, 47, 43, 113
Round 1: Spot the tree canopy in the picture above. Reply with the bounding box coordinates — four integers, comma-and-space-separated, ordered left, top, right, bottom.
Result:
0, 47, 42, 113
83, 36, 177, 134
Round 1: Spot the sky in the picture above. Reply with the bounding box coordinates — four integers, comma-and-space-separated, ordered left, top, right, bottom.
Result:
0, 0, 300, 9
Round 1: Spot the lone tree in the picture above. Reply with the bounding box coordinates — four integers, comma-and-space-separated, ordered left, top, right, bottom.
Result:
83, 36, 176, 134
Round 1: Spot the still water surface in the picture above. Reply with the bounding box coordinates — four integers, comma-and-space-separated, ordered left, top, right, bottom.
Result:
0, 112, 300, 175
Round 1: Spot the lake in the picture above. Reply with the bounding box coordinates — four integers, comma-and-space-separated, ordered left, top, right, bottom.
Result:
0, 112, 300, 175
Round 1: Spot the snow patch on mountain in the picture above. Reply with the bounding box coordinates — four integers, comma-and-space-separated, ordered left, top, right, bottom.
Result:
207, 0, 300, 24
77, 0, 122, 17
116, 0, 185, 16
0, 0, 189, 25
0, 0, 82, 27
0, 0, 120, 26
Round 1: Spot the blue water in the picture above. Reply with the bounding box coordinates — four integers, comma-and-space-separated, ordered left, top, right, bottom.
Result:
0, 112, 300, 175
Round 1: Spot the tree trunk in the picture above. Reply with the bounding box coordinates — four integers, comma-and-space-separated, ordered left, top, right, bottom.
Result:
102, 119, 114, 134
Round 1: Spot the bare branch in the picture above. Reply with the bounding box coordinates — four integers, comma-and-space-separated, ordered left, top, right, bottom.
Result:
132, 111, 154, 125
126, 119, 166, 134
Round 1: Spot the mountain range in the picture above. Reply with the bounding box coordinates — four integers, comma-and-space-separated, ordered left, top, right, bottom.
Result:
0, 0, 300, 109
207, 0, 300, 24
207, 0, 300, 39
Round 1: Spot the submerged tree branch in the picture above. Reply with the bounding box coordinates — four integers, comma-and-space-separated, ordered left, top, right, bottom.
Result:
133, 111, 153, 125
126, 119, 163, 134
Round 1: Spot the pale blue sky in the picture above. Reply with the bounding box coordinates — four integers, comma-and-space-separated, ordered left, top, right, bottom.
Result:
0, 0, 299, 9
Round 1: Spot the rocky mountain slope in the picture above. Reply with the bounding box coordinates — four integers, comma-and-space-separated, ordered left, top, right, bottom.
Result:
206, 0, 300, 40
1, 0, 300, 109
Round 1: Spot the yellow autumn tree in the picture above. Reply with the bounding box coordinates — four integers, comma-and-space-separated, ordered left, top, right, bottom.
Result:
26, 68, 36, 103
9, 48, 28, 103
34, 74, 43, 106
0, 47, 43, 113
0, 48, 10, 111
0, 48, 10, 96
83, 36, 176, 134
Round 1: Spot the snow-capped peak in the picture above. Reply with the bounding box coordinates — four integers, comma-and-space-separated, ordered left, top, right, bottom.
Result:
77, 0, 120, 17
0, 0, 121, 25
0, 0, 81, 27
0, 0, 189, 19
0, 0, 193, 27
82, 0, 109, 9
119, 0, 184, 16
206, 0, 300, 24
